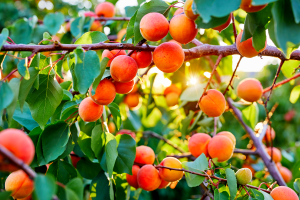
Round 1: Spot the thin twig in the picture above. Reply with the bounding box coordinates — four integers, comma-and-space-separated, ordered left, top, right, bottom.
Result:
231, 13, 237, 42
223, 56, 243, 95
263, 72, 300, 93
205, 56, 222, 83
213, 117, 218, 137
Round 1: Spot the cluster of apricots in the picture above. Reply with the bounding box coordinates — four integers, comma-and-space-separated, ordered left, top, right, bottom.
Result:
0, 129, 35, 199
164, 84, 182, 107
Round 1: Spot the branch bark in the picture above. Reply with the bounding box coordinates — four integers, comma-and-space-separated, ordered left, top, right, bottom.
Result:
263, 73, 300, 94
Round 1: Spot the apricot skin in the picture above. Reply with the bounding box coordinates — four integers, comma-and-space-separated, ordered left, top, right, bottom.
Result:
140, 12, 169, 41
78, 97, 103, 122
270, 186, 298, 200
116, 129, 136, 139
137, 165, 162, 191
263, 126, 275, 142
266, 147, 282, 163
217, 131, 236, 146
188, 133, 212, 157
114, 80, 135, 94
213, 13, 232, 32
164, 84, 181, 96
169, 14, 198, 44
89, 79, 116, 105
184, 0, 199, 20
278, 166, 292, 183
237, 78, 263, 102
153, 42, 185, 73
134, 146, 155, 165
130, 51, 153, 69
235, 168, 252, 185
199, 89, 226, 117
5, 170, 34, 199
95, 2, 115, 17
84, 12, 102, 32
110, 55, 138, 83
166, 93, 180, 107
0, 129, 35, 172
102, 49, 126, 67
70, 152, 81, 168
124, 93, 140, 108
240, 0, 267, 13
158, 179, 170, 189
159, 157, 183, 182
174, 8, 184, 16
126, 165, 140, 189
108, 121, 116, 133
242, 164, 255, 176
208, 135, 234, 162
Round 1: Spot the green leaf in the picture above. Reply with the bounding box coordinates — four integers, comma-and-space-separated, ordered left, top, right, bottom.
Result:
127, 110, 142, 130
195, 14, 231, 29
241, 103, 258, 129
125, 10, 137, 41
281, 60, 300, 78
17, 59, 30, 80
0, 28, 8, 49
71, 16, 85, 38
225, 168, 237, 200
13, 102, 39, 131
0, 191, 11, 200
92, 57, 110, 91
260, 191, 274, 200
43, 12, 65, 35
294, 178, 300, 193
291, 0, 300, 24
43, 32, 52, 44
90, 171, 110, 200
0, 81, 13, 112
78, 131, 95, 161
290, 85, 300, 104
77, 158, 101, 179
75, 31, 108, 44
108, 103, 122, 131
181, 111, 194, 140
249, 189, 265, 199
60, 101, 78, 120
66, 178, 83, 200
252, 26, 266, 51
91, 124, 105, 161
214, 189, 230, 200
47, 160, 77, 184
252, 0, 277, 5
110, 182, 114, 200
33, 174, 57, 200
105, 132, 118, 177
10, 18, 33, 44
146, 73, 157, 116
6, 78, 20, 123
180, 83, 206, 101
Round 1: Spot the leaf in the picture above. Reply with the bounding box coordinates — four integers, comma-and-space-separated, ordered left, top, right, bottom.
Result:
71, 16, 85, 38
180, 83, 206, 101
78, 131, 95, 161
195, 14, 231, 29
214, 189, 230, 200
181, 111, 194, 140
47, 160, 77, 184
33, 174, 57, 200
90, 171, 110, 200
13, 102, 39, 131
125, 10, 137, 41
66, 178, 83, 200
252, 26, 266, 51
92, 57, 110, 91
60, 101, 78, 120
108, 103, 122, 131
291, 0, 300, 24
281, 60, 300, 78
110, 182, 114, 200
294, 178, 300, 193
17, 59, 30, 80
290, 85, 300, 104
91, 124, 106, 161
43, 12, 65, 35
146, 73, 157, 116
0, 191, 11, 200
10, 18, 33, 44
252, 0, 277, 5
127, 110, 142, 130
6, 78, 20, 123
249, 189, 265, 199
105, 132, 118, 177
0, 28, 8, 49
241, 103, 258, 129
77, 158, 101, 179
75, 31, 108, 44
0, 81, 13, 112
260, 191, 274, 200
225, 168, 237, 200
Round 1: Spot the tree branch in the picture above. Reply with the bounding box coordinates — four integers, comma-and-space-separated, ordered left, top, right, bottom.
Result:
223, 56, 243, 95
263, 73, 300, 94
64, 17, 130, 22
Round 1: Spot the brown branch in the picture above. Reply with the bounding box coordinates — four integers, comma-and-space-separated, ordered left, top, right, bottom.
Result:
127, 39, 147, 56
223, 56, 243, 95
135, 63, 154, 84
1, 68, 18, 82
231, 13, 237, 42
263, 72, 300, 94
205, 56, 222, 84
213, 117, 218, 137
65, 17, 130, 22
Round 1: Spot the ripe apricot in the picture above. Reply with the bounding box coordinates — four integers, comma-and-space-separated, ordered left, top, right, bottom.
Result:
129, 84, 139, 94
236, 78, 263, 102
164, 84, 181, 96
184, 0, 199, 20
213, 13, 232, 32
278, 166, 292, 183
18, 194, 32, 200
242, 164, 255, 176
159, 157, 183, 182
174, 8, 184, 16
137, 165, 162, 191
199, 89, 226, 117
208, 135, 234, 162
240, 0, 267, 13
108, 121, 116, 133
5, 170, 34, 199
217, 131, 236, 146
236, 30, 267, 58
0, 129, 35, 172
158, 179, 170, 189
95, 2, 115, 17
166, 93, 180, 107
235, 168, 252, 185
116, 129, 136, 139
70, 152, 81, 168
102, 49, 126, 66
78, 97, 103, 122
153, 42, 184, 73
114, 80, 135, 94
117, 29, 127, 42
124, 93, 140, 108
140, 12, 169, 41
134, 145, 155, 165
169, 14, 198, 44
169, 39, 182, 46
126, 165, 140, 189
89, 79, 116, 105
270, 186, 298, 200
263, 126, 275, 142
266, 147, 282, 163
110, 55, 138, 83
188, 133, 212, 157
130, 51, 152, 69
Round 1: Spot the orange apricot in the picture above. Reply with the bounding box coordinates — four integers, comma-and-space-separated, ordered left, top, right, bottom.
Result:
102, 49, 126, 67
169, 14, 198, 44
213, 13, 232, 32
134, 145, 155, 165
84, 11, 103, 31
89, 79, 116, 105
217, 131, 236, 146
263, 126, 275, 142
5, 170, 34, 199
137, 165, 162, 191
95, 2, 115, 17
153, 42, 184, 73
0, 129, 35, 172
78, 97, 103, 122
278, 166, 292, 183
159, 157, 183, 182
158, 179, 170, 189
108, 121, 116, 133
183, 0, 199, 20
237, 78, 263, 102
270, 186, 298, 200
199, 89, 226, 117
164, 84, 181, 96
114, 80, 135, 94
116, 129, 136, 139
174, 8, 184, 16
70, 152, 81, 168
188, 133, 212, 157
165, 92, 180, 107
117, 29, 127, 42
236, 30, 267, 58
208, 135, 234, 162
126, 165, 140, 189
110, 55, 138, 83
18, 194, 32, 200
140, 12, 169, 41
266, 147, 282, 163
124, 93, 140, 108
130, 51, 152, 69
240, 0, 267, 13
129, 84, 139, 94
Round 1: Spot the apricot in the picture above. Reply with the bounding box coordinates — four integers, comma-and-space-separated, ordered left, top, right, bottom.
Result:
117, 28, 127, 42
188, 133, 212, 157
126, 165, 140, 189
278, 166, 292, 183
183, 0, 199, 20
266, 147, 282, 163
134, 145, 155, 165
159, 157, 183, 182
116, 129, 136, 139
240, 0, 267, 13
236, 30, 267, 58
95, 2, 115, 17
137, 165, 162, 191
70, 152, 81, 168
65, 22, 71, 32
18, 194, 32, 200
158, 179, 170, 189
114, 80, 135, 94
78, 97, 103, 122
237, 78, 263, 102
199, 89, 226, 117
217, 131, 236, 146
89, 79, 116, 105
169, 14, 198, 44
129, 84, 139, 94
165, 93, 180, 107
0, 129, 35, 172
263, 126, 275, 142
84, 11, 103, 32
213, 13, 232, 32
110, 55, 138, 83
130, 51, 152, 69
102, 49, 126, 66
169, 39, 182, 47
242, 164, 255, 176
235, 168, 252, 185
270, 186, 298, 200
208, 135, 234, 162
108, 121, 116, 133
2, 71, 21, 82
5, 170, 34, 199
124, 93, 140, 108
164, 84, 181, 96
174, 8, 184, 16
153, 42, 184, 73
139, 12, 169, 41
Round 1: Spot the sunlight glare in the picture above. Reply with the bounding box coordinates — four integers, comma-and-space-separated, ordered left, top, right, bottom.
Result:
204, 72, 211, 78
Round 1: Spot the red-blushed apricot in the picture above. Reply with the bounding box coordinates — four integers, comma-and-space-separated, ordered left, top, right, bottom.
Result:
95, 2, 115, 17
114, 80, 135, 94
18, 194, 32, 200
236, 30, 267, 58
140, 13, 169, 41
188, 133, 212, 157
158, 179, 170, 189
263, 126, 276, 142
0, 129, 35, 172
116, 129, 136, 139
70, 152, 81, 168
169, 39, 182, 47
84, 11, 97, 17
153, 42, 184, 73
217, 131, 236, 146
266, 147, 282, 163
130, 51, 153, 69
102, 49, 126, 66
270, 186, 298, 200
278, 166, 292, 183
169, 181, 178, 189
242, 164, 255, 176
126, 165, 140, 189
213, 13, 232, 32
237, 78, 263, 102
134, 145, 155, 165
5, 170, 34, 199
159, 157, 183, 182
174, 8, 184, 16
240, 0, 267, 13
117, 29, 127, 42
108, 121, 116, 133
208, 135, 234, 162
235, 168, 252, 185
137, 165, 162, 191
164, 84, 181, 96
165, 93, 180, 107
284, 109, 296, 122
129, 84, 139, 94
110, 55, 138, 83
78, 97, 103, 122
183, 0, 199, 20
124, 93, 140, 108
89, 79, 116, 105
199, 89, 226, 117
169, 14, 198, 44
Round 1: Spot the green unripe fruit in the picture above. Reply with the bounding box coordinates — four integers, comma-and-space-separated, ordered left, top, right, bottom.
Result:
235, 168, 252, 185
